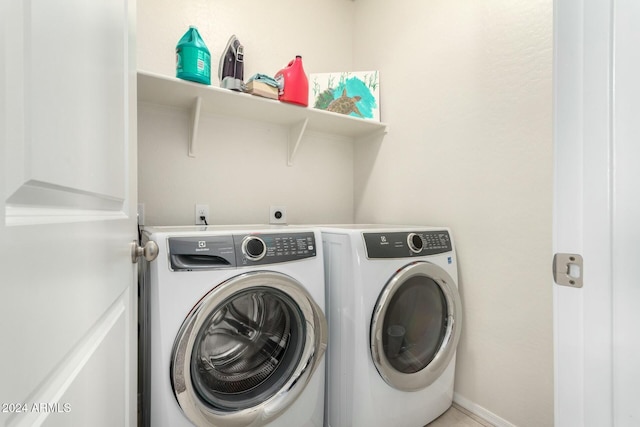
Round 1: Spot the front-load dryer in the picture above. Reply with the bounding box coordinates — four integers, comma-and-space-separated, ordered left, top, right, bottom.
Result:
139, 226, 327, 427
321, 225, 462, 427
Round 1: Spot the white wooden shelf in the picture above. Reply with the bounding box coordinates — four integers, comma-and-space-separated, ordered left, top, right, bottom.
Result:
137, 70, 388, 164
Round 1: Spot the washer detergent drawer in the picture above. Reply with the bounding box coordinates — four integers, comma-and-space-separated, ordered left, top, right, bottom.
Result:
168, 236, 237, 270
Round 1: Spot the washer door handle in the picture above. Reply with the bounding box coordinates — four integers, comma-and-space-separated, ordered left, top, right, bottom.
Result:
131, 240, 159, 263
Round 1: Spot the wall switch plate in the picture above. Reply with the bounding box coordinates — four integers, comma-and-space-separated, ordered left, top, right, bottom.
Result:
195, 204, 210, 225
270, 206, 287, 224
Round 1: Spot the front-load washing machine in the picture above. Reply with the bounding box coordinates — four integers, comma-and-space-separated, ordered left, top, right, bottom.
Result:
139, 226, 327, 427
321, 225, 462, 427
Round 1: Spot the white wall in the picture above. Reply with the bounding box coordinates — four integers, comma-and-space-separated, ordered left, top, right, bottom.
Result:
137, 105, 355, 225
137, 0, 357, 225
352, 1, 554, 426
138, 1, 555, 426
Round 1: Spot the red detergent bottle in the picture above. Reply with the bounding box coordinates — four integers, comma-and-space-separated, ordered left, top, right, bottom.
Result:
274, 55, 309, 107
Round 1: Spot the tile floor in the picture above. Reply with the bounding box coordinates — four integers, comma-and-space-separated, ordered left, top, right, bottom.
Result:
139, 402, 492, 427
426, 404, 494, 427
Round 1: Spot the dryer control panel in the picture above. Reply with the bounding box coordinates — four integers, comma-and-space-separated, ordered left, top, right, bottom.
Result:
363, 230, 452, 259
167, 232, 316, 271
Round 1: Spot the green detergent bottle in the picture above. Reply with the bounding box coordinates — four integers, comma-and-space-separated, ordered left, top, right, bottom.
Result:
176, 26, 211, 85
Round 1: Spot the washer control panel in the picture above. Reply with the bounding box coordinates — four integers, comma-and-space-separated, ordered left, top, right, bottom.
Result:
363, 230, 452, 259
235, 232, 316, 266
167, 232, 316, 271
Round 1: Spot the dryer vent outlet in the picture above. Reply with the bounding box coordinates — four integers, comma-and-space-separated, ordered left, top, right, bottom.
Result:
270, 206, 287, 224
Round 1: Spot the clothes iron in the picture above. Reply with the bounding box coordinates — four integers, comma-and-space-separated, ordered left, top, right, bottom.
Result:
218, 35, 244, 90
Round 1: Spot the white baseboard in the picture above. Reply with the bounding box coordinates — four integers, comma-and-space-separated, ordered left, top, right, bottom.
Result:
453, 393, 518, 427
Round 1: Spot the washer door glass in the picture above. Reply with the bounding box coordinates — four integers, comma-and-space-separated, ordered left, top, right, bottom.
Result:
191, 287, 304, 410
172, 271, 327, 427
370, 261, 462, 391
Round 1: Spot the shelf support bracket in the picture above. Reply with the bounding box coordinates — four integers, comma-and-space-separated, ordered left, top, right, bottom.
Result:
188, 96, 202, 158
287, 118, 309, 166
355, 124, 389, 144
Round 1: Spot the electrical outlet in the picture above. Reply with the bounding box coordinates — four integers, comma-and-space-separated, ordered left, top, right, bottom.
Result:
270, 206, 287, 224
195, 204, 210, 225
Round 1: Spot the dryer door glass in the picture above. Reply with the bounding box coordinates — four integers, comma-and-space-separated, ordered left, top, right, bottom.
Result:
190, 287, 304, 410
370, 261, 462, 391
382, 276, 447, 373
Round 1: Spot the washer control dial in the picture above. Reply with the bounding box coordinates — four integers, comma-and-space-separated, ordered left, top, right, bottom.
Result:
407, 233, 424, 254
242, 236, 267, 261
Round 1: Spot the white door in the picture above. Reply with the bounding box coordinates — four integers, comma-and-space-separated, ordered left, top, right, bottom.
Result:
0, 0, 137, 426
554, 0, 640, 425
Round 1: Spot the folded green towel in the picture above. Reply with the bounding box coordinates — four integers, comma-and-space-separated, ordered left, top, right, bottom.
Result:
246, 73, 282, 88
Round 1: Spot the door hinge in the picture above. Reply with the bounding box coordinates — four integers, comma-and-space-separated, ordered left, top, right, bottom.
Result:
553, 253, 583, 288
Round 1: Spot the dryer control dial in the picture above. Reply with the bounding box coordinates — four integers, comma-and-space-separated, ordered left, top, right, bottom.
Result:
242, 236, 267, 261
407, 233, 424, 254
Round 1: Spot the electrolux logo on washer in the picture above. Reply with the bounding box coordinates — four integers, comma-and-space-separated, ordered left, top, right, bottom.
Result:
196, 240, 208, 251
